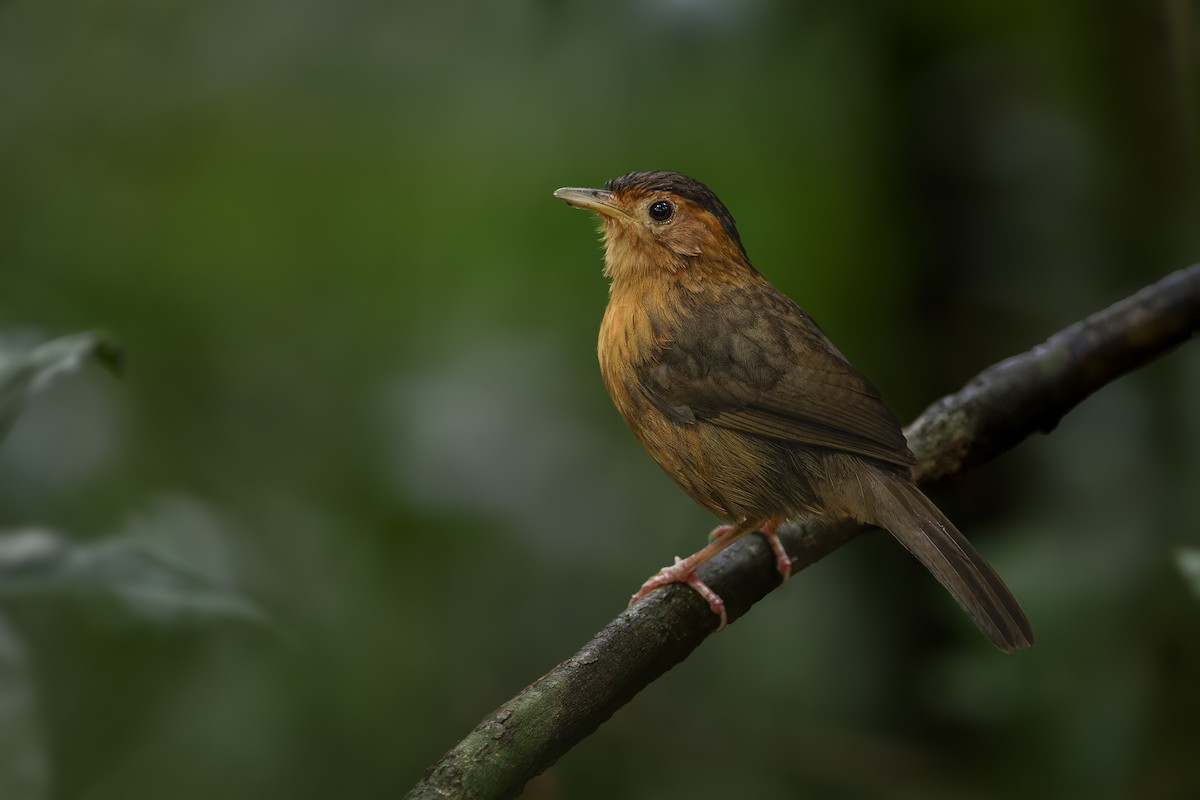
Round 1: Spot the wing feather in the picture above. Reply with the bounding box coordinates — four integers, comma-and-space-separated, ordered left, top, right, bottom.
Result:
637, 285, 915, 467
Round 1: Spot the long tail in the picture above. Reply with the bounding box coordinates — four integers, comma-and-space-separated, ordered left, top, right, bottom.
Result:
862, 467, 1034, 652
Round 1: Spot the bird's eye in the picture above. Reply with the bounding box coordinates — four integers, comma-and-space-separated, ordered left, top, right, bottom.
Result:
648, 200, 673, 222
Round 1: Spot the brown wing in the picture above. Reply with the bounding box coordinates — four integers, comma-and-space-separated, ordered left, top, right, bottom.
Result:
636, 284, 915, 467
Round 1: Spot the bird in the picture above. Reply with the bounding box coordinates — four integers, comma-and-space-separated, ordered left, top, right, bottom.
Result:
553, 170, 1033, 651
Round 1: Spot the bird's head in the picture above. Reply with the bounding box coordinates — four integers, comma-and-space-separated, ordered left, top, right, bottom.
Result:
554, 171, 753, 285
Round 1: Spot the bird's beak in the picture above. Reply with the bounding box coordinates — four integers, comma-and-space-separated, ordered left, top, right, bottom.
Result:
553, 187, 633, 220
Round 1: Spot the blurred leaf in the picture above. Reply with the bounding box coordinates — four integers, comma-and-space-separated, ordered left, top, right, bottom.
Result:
0, 499, 267, 627
0, 617, 49, 800
1176, 547, 1200, 603
0, 332, 122, 442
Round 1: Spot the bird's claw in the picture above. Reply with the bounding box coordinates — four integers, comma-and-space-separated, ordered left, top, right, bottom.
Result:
762, 524, 792, 582
630, 556, 727, 631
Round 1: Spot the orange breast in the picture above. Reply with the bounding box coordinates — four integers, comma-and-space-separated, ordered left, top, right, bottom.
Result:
598, 293, 760, 521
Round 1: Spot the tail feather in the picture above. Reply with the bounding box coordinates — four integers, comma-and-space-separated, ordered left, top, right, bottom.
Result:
864, 468, 1033, 652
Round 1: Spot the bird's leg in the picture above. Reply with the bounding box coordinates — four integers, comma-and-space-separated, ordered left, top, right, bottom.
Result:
631, 552, 730, 630
631, 520, 766, 630
759, 518, 792, 581
710, 519, 791, 579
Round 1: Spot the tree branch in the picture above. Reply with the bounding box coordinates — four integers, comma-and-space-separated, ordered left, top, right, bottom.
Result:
407, 264, 1200, 800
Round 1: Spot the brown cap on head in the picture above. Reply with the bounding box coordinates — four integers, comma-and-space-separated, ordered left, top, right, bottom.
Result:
603, 171, 746, 258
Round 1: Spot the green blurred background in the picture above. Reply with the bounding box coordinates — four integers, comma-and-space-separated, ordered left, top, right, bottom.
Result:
2, 0, 1199, 798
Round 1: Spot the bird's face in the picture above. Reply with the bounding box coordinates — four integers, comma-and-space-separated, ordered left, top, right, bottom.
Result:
554, 171, 751, 283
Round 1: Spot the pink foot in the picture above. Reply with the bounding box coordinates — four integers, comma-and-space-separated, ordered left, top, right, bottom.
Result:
630, 556, 727, 630
712, 521, 791, 581
627, 518, 792, 631
761, 520, 792, 581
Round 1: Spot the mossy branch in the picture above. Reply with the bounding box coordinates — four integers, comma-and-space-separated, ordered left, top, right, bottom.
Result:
407, 264, 1200, 800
